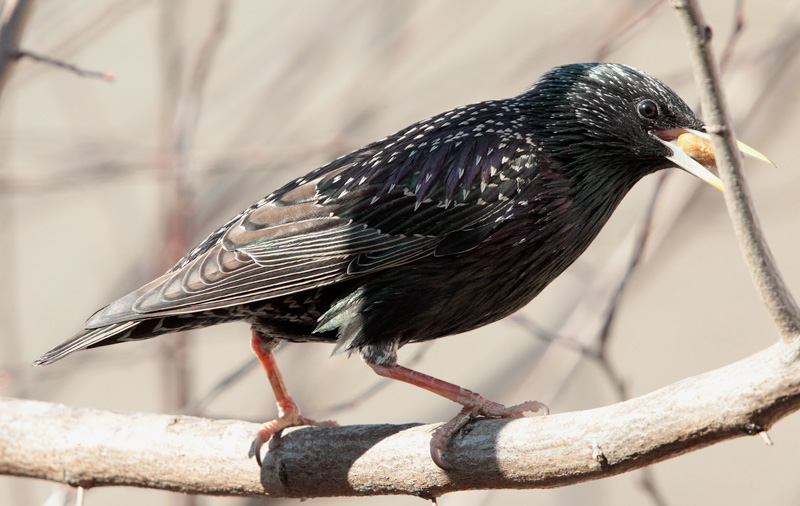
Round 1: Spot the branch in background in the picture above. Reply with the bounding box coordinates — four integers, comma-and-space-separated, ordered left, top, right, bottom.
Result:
10, 49, 114, 81
0, 0, 36, 402
595, 0, 666, 60
0, 0, 35, 99
185, 357, 259, 415
156, 0, 231, 421
9, 1, 142, 90
314, 341, 435, 419
3, 341, 800, 498
673, 0, 800, 343
717, 0, 744, 69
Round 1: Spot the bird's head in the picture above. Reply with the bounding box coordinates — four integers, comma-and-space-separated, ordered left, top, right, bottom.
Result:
523, 62, 769, 193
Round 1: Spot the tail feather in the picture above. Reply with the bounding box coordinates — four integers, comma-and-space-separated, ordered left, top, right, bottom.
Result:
33, 321, 140, 366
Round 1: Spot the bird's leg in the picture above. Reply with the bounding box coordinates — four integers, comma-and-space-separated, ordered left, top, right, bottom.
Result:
250, 329, 337, 466
366, 361, 548, 469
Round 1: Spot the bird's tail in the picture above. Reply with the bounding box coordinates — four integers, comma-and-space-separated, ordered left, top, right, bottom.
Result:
33, 321, 140, 366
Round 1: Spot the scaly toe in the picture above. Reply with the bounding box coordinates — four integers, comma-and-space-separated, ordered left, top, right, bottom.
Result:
428, 399, 549, 469
429, 406, 476, 470
253, 413, 339, 467
474, 398, 549, 418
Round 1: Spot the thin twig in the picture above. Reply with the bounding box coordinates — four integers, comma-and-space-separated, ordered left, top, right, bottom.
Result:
638, 471, 670, 506
596, 172, 667, 352
0, 0, 35, 97
10, 49, 114, 81
314, 341, 435, 419
717, 0, 745, 69
10, 1, 143, 90
157, 0, 231, 422
673, 0, 800, 343
185, 357, 258, 414
594, 0, 667, 60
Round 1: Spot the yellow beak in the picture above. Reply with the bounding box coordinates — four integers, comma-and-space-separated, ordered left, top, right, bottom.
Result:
652, 128, 774, 192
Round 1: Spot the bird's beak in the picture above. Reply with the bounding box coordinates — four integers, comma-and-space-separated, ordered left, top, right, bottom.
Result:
651, 128, 773, 192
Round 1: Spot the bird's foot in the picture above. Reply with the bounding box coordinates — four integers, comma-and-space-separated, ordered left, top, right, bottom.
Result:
253, 412, 338, 467
430, 396, 548, 469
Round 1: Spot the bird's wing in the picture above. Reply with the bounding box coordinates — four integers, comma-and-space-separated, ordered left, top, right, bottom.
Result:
88, 103, 541, 327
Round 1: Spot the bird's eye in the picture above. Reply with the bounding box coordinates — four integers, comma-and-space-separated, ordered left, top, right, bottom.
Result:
637, 100, 659, 119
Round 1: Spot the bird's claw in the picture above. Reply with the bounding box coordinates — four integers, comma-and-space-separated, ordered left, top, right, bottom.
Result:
466, 397, 550, 418
253, 413, 338, 467
430, 398, 548, 470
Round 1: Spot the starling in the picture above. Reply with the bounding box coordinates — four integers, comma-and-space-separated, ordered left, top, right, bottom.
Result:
35, 63, 769, 468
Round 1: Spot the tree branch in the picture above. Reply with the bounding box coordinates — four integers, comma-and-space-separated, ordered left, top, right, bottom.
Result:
9, 50, 114, 81
3, 341, 800, 498
0, 0, 35, 103
673, 0, 800, 344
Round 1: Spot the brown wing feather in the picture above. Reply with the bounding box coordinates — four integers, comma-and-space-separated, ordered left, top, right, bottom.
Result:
86, 103, 542, 328
86, 176, 440, 328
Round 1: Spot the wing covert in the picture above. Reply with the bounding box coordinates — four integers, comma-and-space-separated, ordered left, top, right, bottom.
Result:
87, 98, 543, 328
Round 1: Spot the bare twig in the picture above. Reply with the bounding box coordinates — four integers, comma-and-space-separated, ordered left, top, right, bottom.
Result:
157, 0, 231, 417
156, 0, 189, 416
638, 472, 670, 506
315, 342, 435, 419
10, 0, 142, 89
596, 172, 667, 352
594, 0, 667, 60
10, 50, 114, 81
4, 341, 800, 498
0, 0, 35, 100
717, 0, 745, 69
185, 357, 259, 414
0, 0, 35, 429
673, 0, 800, 343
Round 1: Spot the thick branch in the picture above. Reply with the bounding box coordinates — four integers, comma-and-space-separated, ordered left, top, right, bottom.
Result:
3, 342, 800, 498
673, 0, 800, 343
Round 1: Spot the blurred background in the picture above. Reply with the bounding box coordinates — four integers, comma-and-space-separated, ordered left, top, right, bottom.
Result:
1, 0, 800, 504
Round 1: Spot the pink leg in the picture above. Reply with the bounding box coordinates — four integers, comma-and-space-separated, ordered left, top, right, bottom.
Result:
368, 362, 548, 469
251, 330, 337, 466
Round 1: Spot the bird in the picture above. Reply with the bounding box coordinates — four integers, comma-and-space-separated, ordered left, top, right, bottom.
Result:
35, 62, 770, 469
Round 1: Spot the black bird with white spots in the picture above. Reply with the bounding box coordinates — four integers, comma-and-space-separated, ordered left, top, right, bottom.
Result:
36, 62, 767, 468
